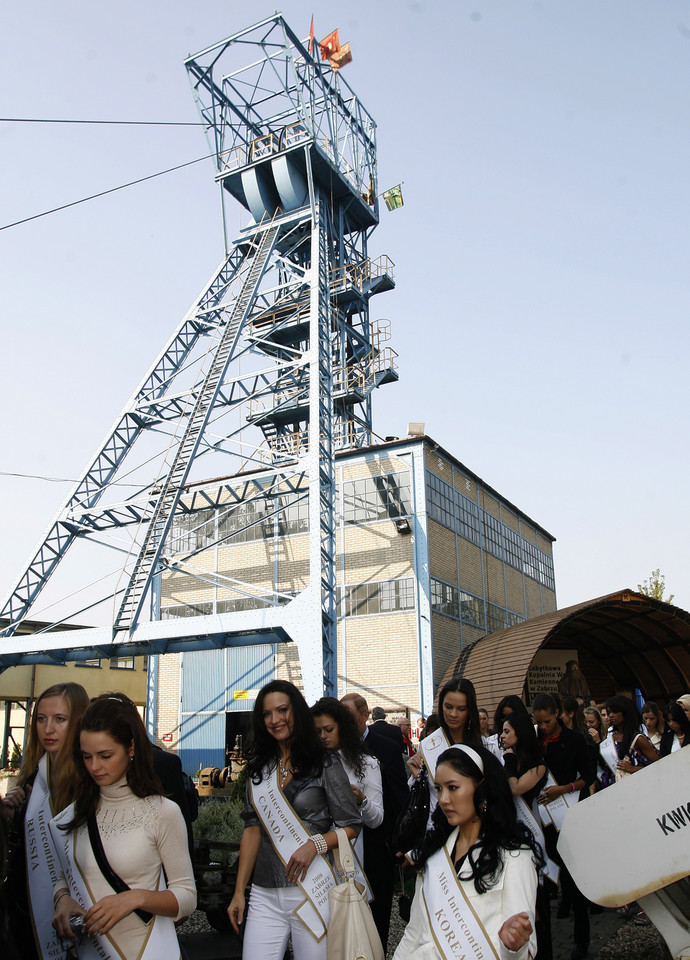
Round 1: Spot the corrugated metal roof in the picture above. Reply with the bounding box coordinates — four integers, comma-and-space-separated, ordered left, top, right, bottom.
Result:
439, 589, 690, 710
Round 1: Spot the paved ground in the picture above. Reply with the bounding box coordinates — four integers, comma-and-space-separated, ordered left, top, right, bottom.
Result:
179, 901, 648, 960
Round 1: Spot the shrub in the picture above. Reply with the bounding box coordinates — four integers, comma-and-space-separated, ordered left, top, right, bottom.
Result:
193, 798, 244, 863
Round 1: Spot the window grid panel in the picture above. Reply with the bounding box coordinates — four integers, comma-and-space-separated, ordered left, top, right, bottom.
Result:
426, 472, 455, 530
459, 590, 484, 628
343, 472, 412, 525
455, 491, 480, 544
503, 527, 522, 570
431, 578, 459, 619
341, 577, 415, 617
482, 514, 504, 560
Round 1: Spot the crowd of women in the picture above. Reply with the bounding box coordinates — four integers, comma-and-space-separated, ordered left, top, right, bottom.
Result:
2, 678, 688, 960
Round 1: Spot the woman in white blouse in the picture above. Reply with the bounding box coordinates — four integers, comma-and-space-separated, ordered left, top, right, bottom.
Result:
312, 697, 384, 861
51, 693, 196, 959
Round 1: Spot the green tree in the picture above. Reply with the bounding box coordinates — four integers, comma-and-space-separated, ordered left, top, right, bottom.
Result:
637, 569, 674, 604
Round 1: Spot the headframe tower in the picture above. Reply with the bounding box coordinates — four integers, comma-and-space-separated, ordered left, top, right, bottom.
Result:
0, 15, 397, 700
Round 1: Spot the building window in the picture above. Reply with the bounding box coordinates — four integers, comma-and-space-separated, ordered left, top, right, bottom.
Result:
109, 656, 135, 670
426, 472, 455, 530
217, 498, 269, 544
482, 514, 503, 560
339, 577, 415, 617
459, 590, 484, 628
539, 551, 556, 591
454, 491, 480, 544
486, 602, 507, 633
161, 602, 214, 619
506, 610, 526, 627
431, 578, 459, 619
278, 492, 309, 535
503, 527, 522, 570
343, 471, 411, 525
522, 541, 540, 582
76, 659, 101, 668
167, 507, 215, 554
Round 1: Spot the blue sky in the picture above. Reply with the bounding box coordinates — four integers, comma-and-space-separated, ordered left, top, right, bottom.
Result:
1, 0, 689, 618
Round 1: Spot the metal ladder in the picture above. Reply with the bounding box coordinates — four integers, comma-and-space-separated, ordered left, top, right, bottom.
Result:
115, 222, 281, 630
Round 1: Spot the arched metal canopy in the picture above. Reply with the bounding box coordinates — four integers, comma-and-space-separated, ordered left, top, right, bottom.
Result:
440, 589, 690, 710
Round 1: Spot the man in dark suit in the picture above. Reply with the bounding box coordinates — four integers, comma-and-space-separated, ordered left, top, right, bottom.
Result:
369, 706, 405, 749
152, 743, 196, 859
341, 693, 409, 952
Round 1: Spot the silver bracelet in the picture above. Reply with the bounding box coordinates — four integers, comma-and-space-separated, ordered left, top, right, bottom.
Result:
54, 891, 70, 907
310, 833, 328, 855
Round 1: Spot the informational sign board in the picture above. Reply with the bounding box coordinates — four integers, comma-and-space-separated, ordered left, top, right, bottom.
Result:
525, 650, 578, 702
558, 748, 690, 907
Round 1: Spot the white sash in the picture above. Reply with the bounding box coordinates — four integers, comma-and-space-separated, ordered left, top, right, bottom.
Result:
514, 795, 559, 885
538, 772, 579, 831
49, 804, 180, 960
25, 754, 67, 959
250, 765, 341, 941
418, 728, 451, 777
421, 833, 499, 960
599, 735, 618, 777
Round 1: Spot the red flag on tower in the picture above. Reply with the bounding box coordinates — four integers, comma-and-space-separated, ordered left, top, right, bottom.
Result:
309, 16, 315, 56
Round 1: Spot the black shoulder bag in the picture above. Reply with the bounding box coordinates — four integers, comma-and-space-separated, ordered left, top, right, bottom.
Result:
392, 763, 430, 856
86, 813, 152, 924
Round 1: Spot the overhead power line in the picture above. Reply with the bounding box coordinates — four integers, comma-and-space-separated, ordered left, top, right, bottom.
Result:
0, 152, 215, 232
0, 471, 142, 488
0, 117, 205, 126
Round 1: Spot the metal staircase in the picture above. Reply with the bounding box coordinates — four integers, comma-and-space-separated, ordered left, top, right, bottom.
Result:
115, 222, 280, 630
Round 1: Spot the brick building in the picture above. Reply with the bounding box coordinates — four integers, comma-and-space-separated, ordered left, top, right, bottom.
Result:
153, 434, 556, 774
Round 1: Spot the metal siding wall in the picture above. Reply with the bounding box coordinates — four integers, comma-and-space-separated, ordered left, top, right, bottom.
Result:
178, 712, 225, 778
179, 648, 226, 774
179, 645, 274, 773
225, 644, 275, 711
182, 649, 226, 713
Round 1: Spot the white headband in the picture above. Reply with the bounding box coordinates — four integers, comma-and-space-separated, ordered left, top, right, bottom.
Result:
445, 743, 485, 774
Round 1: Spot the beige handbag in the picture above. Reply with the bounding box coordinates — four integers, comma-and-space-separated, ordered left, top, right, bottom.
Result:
327, 828, 384, 960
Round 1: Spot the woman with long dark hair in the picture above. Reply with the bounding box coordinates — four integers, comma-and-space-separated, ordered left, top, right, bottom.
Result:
1, 682, 89, 960
407, 678, 482, 834
50, 693, 196, 958
500, 712, 547, 805
493, 694, 530, 735
409, 678, 481, 776
393, 744, 541, 960
437, 677, 482, 747
501, 712, 552, 960
599, 695, 658, 787
311, 696, 383, 864
227, 681, 361, 960
561, 697, 587, 736
660, 701, 690, 756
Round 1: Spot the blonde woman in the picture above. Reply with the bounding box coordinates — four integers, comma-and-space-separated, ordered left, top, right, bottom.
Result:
2, 682, 89, 959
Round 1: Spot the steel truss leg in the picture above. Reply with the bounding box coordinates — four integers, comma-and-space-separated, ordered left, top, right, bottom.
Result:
0, 241, 261, 636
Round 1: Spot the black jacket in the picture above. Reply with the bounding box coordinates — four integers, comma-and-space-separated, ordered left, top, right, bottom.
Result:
541, 724, 595, 796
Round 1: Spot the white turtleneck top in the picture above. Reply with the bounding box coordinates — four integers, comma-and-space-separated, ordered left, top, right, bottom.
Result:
54, 778, 196, 951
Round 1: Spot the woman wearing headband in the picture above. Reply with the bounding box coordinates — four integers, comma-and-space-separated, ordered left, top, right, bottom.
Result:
394, 743, 541, 960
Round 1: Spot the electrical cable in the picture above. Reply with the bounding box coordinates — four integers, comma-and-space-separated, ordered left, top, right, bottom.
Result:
0, 117, 205, 126
0, 151, 215, 232
0, 471, 142, 487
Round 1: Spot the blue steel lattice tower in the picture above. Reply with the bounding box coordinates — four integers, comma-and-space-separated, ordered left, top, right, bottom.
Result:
0, 15, 396, 700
